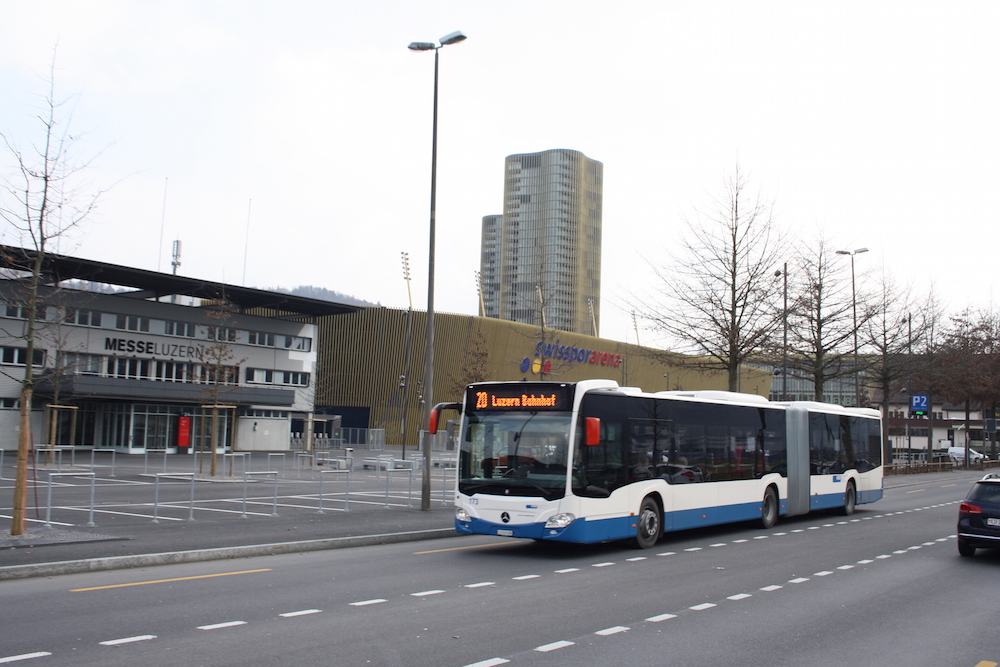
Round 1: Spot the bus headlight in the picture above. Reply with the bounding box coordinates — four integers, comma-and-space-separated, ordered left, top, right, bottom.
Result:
455, 508, 471, 523
544, 513, 575, 529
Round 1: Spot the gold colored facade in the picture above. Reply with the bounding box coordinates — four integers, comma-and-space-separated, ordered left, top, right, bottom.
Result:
315, 308, 773, 446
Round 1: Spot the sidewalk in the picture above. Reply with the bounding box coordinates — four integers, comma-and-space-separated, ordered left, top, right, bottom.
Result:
0, 451, 983, 581
0, 449, 458, 580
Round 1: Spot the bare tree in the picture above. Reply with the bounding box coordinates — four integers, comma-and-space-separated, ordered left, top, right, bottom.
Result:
0, 58, 105, 535
197, 300, 246, 477
859, 267, 928, 462
637, 165, 786, 391
783, 236, 863, 402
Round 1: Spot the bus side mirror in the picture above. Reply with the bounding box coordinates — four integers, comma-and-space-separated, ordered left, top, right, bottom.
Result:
585, 417, 601, 446
428, 402, 462, 434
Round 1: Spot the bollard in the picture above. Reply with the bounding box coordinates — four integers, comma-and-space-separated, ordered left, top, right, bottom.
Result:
441, 465, 451, 505
241, 471, 280, 518
45, 472, 97, 527
316, 469, 350, 514
91, 448, 117, 477
152, 472, 196, 523
267, 452, 286, 475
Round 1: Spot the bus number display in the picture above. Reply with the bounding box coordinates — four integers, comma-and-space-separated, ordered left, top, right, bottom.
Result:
467, 384, 572, 411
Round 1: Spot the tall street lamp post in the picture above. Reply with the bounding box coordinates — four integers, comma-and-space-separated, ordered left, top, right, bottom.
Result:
774, 263, 788, 400
409, 30, 467, 510
836, 247, 868, 406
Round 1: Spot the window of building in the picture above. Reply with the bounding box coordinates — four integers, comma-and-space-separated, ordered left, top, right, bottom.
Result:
60, 352, 103, 375
247, 409, 288, 419
64, 308, 103, 327
207, 326, 237, 342
116, 314, 150, 332
0, 303, 28, 320
248, 331, 275, 347
156, 361, 196, 382
107, 357, 152, 380
246, 367, 309, 387
1, 347, 46, 367
164, 321, 196, 337
283, 336, 311, 352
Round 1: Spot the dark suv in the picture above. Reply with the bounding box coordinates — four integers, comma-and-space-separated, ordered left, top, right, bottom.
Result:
957, 472, 1000, 557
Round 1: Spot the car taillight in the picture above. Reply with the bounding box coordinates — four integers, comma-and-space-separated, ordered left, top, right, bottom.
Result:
960, 502, 982, 514
681, 471, 694, 480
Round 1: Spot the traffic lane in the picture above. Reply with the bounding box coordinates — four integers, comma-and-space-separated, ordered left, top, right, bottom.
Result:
0, 494, 969, 666
497, 544, 1000, 667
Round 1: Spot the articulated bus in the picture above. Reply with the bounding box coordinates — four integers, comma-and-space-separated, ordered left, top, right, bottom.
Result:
429, 380, 883, 548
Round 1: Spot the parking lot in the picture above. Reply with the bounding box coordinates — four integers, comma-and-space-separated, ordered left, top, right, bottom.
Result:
0, 447, 458, 572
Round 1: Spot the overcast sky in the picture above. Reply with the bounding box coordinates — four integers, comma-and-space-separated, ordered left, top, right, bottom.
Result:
2, 1, 998, 346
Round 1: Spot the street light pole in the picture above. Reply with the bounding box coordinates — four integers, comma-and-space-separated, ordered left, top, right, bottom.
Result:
836, 247, 868, 406
409, 31, 467, 510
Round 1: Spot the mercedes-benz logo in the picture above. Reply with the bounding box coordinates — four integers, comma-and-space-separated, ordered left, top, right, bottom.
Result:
501, 512, 510, 523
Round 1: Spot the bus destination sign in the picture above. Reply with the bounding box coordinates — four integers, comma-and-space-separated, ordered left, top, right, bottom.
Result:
467, 383, 572, 411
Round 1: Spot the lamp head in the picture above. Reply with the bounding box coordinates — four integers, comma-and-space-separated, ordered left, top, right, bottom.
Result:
439, 30, 467, 45
408, 42, 436, 51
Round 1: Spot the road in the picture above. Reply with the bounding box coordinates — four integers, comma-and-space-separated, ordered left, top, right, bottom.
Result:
1, 472, 997, 667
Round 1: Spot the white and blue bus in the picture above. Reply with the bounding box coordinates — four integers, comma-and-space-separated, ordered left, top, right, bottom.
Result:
429, 379, 883, 548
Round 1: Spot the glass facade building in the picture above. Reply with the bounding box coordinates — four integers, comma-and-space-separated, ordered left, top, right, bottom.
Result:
481, 149, 603, 335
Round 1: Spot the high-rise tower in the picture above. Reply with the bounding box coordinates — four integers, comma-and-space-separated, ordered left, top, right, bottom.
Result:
480, 149, 603, 335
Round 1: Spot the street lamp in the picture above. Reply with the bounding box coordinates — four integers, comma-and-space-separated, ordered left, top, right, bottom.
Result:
774, 263, 788, 401
836, 247, 869, 406
409, 30, 467, 510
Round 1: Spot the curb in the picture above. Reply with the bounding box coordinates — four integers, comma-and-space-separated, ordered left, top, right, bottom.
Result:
0, 528, 460, 581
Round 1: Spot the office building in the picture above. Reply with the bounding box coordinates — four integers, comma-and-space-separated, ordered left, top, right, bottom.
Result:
480, 149, 603, 335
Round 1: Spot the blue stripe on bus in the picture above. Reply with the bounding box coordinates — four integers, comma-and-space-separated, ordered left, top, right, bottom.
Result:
457, 489, 880, 544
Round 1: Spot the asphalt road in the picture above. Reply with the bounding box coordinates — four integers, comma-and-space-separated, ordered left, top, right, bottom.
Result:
1, 471, 997, 667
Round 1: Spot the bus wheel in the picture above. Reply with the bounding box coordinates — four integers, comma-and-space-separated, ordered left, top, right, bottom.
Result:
838, 482, 856, 516
760, 487, 778, 529
632, 496, 662, 549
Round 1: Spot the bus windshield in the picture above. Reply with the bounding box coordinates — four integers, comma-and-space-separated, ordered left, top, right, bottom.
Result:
458, 411, 572, 500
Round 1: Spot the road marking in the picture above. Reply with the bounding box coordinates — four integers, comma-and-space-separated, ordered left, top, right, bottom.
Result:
690, 603, 716, 611
465, 582, 495, 588
593, 562, 615, 567
555, 568, 580, 573
99, 635, 156, 646
814, 571, 834, 576
197, 621, 247, 630
350, 599, 387, 606
656, 551, 676, 556
761, 585, 782, 592
414, 542, 519, 554
463, 659, 510, 667
71, 569, 271, 592
411, 589, 445, 597
280, 609, 322, 617
535, 641, 574, 652
728, 593, 751, 600
596, 626, 629, 635
646, 613, 677, 622
513, 574, 540, 580
626, 556, 647, 561
905, 489, 926, 494
972, 661, 998, 667
0, 653, 53, 663
789, 578, 809, 584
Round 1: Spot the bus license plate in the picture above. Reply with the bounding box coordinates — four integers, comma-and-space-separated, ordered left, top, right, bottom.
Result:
497, 529, 514, 536
988, 518, 1000, 526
